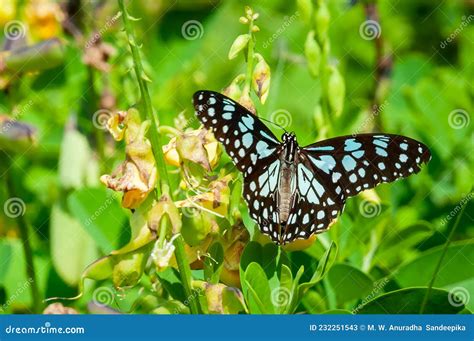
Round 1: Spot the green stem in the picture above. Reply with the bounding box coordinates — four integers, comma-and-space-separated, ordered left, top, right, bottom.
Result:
319, 40, 333, 135
243, 20, 255, 96
3, 159, 41, 313
419, 201, 468, 313
174, 235, 201, 314
118, 0, 169, 196
118, 0, 200, 314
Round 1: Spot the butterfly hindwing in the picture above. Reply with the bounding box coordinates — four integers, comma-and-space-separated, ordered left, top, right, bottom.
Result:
281, 153, 346, 243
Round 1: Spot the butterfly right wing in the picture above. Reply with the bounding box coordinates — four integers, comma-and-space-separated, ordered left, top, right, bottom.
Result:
193, 90, 283, 242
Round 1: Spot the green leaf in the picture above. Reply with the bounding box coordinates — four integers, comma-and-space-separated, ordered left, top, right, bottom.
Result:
356, 288, 466, 314
376, 222, 434, 262
67, 188, 127, 254
276, 264, 293, 314
0, 239, 49, 310
394, 240, 474, 311
58, 128, 91, 189
242, 262, 273, 314
327, 263, 374, 305
302, 290, 326, 313
240, 241, 278, 284
296, 241, 337, 303
50, 203, 98, 286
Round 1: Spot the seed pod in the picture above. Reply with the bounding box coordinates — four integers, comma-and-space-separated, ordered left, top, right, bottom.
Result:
297, 0, 313, 24
228, 34, 251, 60
252, 54, 271, 104
327, 65, 345, 117
304, 30, 321, 77
314, 1, 330, 42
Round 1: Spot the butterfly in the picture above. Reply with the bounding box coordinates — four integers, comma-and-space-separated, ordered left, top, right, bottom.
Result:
193, 90, 431, 245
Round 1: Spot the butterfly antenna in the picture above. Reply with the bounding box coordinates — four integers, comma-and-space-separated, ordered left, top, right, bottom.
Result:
259, 116, 287, 133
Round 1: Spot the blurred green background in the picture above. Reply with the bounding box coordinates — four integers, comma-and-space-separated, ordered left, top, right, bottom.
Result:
0, 0, 472, 315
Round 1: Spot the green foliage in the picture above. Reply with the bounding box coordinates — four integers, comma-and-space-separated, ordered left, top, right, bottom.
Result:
0, 0, 472, 315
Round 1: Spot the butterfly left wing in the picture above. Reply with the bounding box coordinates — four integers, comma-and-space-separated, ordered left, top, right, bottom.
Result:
193, 90, 281, 177
281, 133, 431, 243
193, 90, 283, 243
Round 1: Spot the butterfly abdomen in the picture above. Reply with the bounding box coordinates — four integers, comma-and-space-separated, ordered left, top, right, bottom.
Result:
278, 162, 294, 224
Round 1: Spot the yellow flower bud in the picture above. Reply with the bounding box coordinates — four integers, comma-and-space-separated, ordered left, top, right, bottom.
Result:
314, 1, 330, 42
297, 0, 313, 24
252, 54, 271, 104
304, 31, 321, 77
228, 34, 251, 60
327, 65, 345, 117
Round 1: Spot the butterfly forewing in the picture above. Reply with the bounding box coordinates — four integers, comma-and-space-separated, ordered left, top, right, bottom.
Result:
193, 91, 280, 177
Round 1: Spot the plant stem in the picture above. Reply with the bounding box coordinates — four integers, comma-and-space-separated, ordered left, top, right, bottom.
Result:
419, 201, 468, 313
174, 235, 201, 314
118, 0, 201, 314
243, 19, 255, 97
118, 0, 169, 196
3, 160, 41, 313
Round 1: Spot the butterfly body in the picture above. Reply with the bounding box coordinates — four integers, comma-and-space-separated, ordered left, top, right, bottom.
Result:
193, 90, 431, 245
